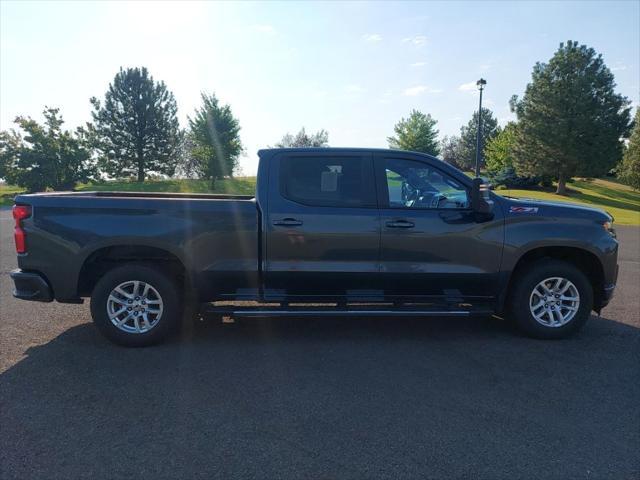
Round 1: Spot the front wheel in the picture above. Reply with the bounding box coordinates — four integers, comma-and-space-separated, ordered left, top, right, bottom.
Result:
508, 259, 593, 339
90, 264, 182, 347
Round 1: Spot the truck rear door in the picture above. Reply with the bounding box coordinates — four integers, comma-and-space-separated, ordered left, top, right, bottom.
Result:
264, 151, 381, 300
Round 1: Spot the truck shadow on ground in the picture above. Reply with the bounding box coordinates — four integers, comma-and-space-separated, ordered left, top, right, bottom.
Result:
2, 315, 639, 479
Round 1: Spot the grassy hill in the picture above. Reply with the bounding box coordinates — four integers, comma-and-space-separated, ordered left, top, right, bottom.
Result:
3, 176, 639, 225
498, 178, 639, 225
0, 184, 26, 206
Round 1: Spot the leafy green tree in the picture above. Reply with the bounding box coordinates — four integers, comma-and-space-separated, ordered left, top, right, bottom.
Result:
0, 107, 96, 192
485, 122, 517, 173
90, 67, 180, 182
388, 109, 440, 156
188, 93, 243, 187
510, 41, 632, 194
457, 108, 500, 171
618, 109, 640, 190
174, 130, 202, 179
275, 127, 329, 147
439, 135, 464, 169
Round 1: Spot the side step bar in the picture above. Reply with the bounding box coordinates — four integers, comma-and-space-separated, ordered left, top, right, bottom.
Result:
201, 304, 493, 318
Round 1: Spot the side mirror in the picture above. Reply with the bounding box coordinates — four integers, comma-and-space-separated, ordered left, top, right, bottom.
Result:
471, 178, 494, 216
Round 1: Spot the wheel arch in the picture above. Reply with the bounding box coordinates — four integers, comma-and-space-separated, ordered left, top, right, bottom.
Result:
500, 245, 605, 313
77, 244, 188, 297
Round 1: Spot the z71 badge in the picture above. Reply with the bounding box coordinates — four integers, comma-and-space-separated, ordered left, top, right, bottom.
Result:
510, 206, 539, 213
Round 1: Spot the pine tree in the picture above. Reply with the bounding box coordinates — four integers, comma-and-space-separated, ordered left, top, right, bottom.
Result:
618, 109, 640, 190
510, 41, 632, 194
89, 67, 180, 181
457, 108, 500, 171
188, 93, 243, 187
388, 110, 440, 156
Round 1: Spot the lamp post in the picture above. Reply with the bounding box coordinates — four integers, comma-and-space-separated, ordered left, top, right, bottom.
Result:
474, 78, 487, 178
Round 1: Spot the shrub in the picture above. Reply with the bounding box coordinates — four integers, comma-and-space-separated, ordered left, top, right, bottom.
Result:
490, 166, 540, 188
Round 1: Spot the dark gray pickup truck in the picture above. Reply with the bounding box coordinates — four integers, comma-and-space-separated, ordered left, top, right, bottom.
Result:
11, 148, 618, 346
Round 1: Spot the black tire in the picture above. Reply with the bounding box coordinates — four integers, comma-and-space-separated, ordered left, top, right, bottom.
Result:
90, 263, 182, 347
508, 258, 593, 339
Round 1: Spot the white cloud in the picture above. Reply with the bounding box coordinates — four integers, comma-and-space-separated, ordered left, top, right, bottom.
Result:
251, 24, 277, 35
611, 62, 627, 72
362, 33, 382, 43
479, 63, 491, 72
344, 84, 365, 93
378, 91, 393, 104
403, 85, 442, 96
402, 35, 427, 46
458, 81, 477, 92
410, 61, 426, 68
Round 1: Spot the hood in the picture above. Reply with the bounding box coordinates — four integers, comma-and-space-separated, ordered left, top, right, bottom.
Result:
498, 195, 613, 223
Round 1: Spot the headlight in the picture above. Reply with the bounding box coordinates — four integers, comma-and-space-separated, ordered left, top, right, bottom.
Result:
603, 221, 616, 238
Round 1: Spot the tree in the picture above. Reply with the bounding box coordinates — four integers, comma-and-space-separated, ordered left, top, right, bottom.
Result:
439, 135, 464, 169
485, 122, 517, 173
510, 41, 632, 194
457, 108, 500, 171
0, 107, 96, 192
188, 93, 243, 186
618, 109, 640, 190
89, 67, 180, 182
174, 131, 202, 179
275, 127, 329, 147
388, 109, 440, 156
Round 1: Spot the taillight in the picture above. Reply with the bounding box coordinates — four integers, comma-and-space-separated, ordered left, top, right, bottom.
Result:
13, 205, 32, 254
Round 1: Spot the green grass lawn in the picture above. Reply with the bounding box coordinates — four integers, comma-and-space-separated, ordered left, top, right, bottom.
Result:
0, 183, 26, 206
498, 178, 640, 225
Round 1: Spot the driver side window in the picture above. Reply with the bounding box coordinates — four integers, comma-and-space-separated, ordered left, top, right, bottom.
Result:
384, 158, 469, 209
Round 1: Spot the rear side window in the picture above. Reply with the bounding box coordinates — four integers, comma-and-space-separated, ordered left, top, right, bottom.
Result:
280, 156, 374, 207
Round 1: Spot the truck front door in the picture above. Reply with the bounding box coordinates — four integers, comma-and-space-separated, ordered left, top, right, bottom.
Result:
373, 153, 504, 304
264, 152, 381, 300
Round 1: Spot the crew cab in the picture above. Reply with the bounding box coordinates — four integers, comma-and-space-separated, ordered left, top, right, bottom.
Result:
10, 148, 619, 346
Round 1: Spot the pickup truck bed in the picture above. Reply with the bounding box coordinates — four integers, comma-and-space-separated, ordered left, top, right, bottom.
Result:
14, 190, 261, 303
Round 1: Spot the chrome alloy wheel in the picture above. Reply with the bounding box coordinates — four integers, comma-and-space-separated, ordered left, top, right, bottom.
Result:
106, 280, 164, 334
529, 277, 580, 328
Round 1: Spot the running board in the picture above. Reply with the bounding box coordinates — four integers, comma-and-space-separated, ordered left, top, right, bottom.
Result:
201, 304, 493, 318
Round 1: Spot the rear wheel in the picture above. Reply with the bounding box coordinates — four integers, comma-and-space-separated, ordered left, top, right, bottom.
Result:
90, 264, 182, 346
508, 259, 593, 339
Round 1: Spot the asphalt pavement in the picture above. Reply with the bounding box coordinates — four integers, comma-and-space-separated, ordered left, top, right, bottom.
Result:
1, 208, 638, 479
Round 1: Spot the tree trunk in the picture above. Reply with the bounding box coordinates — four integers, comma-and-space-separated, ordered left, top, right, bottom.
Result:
556, 172, 567, 195
137, 152, 144, 182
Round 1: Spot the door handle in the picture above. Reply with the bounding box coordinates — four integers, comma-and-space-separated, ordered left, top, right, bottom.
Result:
386, 220, 415, 228
273, 218, 303, 227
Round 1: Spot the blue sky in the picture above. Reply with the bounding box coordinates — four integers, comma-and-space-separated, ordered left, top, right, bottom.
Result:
1, 0, 638, 174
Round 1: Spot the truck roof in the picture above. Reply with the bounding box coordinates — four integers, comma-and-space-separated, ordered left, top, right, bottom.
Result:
257, 147, 440, 159
256, 147, 471, 184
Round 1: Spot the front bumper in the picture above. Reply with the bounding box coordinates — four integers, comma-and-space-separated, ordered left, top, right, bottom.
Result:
10, 269, 53, 302
596, 263, 618, 310
600, 282, 616, 306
